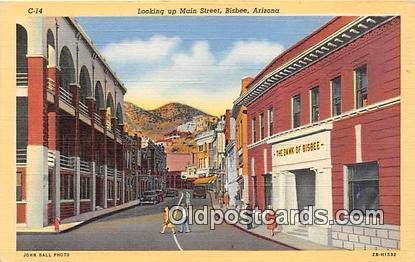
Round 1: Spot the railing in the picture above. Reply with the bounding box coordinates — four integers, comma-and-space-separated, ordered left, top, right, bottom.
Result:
16, 148, 27, 166
116, 170, 122, 178
47, 78, 56, 95
80, 159, 91, 173
106, 120, 112, 130
115, 128, 122, 139
61, 154, 75, 170
16, 72, 28, 88
107, 167, 114, 176
48, 150, 56, 166
79, 102, 89, 117
98, 165, 105, 176
59, 86, 73, 107
94, 113, 102, 127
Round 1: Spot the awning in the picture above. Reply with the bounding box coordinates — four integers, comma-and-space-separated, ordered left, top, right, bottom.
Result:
193, 175, 217, 184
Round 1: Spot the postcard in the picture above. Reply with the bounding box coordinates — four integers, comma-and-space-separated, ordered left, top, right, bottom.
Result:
0, 1, 414, 261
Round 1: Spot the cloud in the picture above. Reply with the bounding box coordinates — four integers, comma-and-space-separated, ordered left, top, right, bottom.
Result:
221, 40, 285, 67
101, 35, 181, 64
103, 37, 284, 115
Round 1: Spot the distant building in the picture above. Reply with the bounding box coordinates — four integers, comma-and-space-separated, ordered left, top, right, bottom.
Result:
166, 152, 196, 189
140, 138, 167, 192
224, 109, 238, 207
177, 121, 196, 133
193, 115, 218, 133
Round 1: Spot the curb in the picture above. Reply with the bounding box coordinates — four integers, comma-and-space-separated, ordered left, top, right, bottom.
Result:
207, 190, 299, 250
17, 202, 141, 235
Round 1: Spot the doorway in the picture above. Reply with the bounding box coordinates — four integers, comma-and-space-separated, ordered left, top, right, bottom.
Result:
292, 169, 315, 211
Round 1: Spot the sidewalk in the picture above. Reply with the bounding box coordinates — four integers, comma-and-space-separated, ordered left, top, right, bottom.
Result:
17, 200, 140, 234
208, 191, 336, 250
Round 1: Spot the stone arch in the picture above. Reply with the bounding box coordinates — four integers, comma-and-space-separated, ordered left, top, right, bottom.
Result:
79, 66, 92, 104
59, 46, 75, 91
95, 81, 104, 112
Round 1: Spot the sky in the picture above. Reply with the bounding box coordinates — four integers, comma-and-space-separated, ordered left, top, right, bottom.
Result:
77, 16, 331, 116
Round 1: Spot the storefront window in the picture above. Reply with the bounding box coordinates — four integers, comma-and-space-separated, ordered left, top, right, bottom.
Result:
347, 161, 379, 211
80, 177, 90, 199
292, 95, 301, 128
16, 172, 22, 201
310, 87, 319, 122
355, 64, 368, 108
264, 174, 272, 208
61, 175, 74, 200
331, 76, 342, 116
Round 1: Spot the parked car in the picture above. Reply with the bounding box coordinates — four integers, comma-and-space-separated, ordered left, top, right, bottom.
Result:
155, 189, 164, 202
193, 185, 207, 198
165, 188, 179, 197
140, 191, 159, 205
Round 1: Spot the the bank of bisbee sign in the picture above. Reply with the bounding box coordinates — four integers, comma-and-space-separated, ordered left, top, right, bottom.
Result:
275, 141, 322, 157
272, 130, 331, 166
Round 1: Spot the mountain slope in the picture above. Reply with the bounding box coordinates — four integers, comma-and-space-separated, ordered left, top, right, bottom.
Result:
124, 101, 211, 141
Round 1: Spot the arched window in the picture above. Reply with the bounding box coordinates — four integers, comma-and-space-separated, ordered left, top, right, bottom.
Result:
106, 93, 115, 117
79, 66, 92, 104
46, 29, 56, 67
59, 46, 75, 91
16, 24, 28, 87
95, 81, 104, 112
116, 103, 123, 125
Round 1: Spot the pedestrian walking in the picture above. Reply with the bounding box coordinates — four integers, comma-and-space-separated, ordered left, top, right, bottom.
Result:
179, 203, 191, 233
160, 206, 176, 234
185, 191, 191, 207
265, 205, 276, 237
246, 203, 253, 230
223, 191, 229, 209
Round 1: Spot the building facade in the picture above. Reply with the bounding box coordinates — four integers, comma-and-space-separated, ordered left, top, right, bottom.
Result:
140, 138, 167, 193
16, 17, 144, 227
166, 152, 195, 189
232, 77, 252, 205
234, 16, 400, 249
224, 109, 239, 207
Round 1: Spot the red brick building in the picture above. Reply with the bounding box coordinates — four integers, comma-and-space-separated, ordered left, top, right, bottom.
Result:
16, 17, 142, 227
233, 16, 400, 249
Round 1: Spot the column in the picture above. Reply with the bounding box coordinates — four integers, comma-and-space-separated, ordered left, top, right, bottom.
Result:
87, 97, 96, 211
48, 65, 60, 221
26, 54, 49, 227
121, 171, 126, 204
100, 109, 108, 208
112, 117, 117, 205
91, 162, 96, 211
70, 83, 81, 216
312, 167, 333, 223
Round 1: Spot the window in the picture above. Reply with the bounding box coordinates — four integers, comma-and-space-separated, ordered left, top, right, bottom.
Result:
80, 177, 90, 199
259, 113, 265, 140
16, 172, 22, 201
355, 65, 368, 108
118, 181, 122, 200
292, 95, 301, 128
252, 117, 257, 143
198, 145, 203, 152
267, 108, 273, 136
331, 77, 342, 116
347, 161, 379, 211
107, 180, 113, 199
310, 87, 319, 123
61, 175, 74, 200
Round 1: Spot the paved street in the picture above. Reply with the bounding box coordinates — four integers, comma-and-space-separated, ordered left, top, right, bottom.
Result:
17, 192, 292, 251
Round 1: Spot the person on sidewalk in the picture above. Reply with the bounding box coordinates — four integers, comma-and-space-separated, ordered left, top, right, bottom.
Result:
160, 206, 176, 235
223, 191, 229, 209
217, 190, 223, 208
246, 203, 253, 230
179, 203, 191, 233
265, 205, 276, 237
